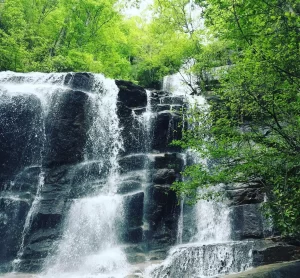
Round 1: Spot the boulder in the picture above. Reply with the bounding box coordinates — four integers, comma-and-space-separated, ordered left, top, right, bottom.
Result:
225, 260, 300, 278
64, 72, 94, 91
253, 244, 300, 266
231, 204, 264, 240
152, 169, 177, 184
123, 192, 144, 228
116, 80, 147, 108
226, 187, 265, 206
160, 96, 185, 105
146, 184, 180, 252
153, 153, 184, 173
0, 198, 31, 264
117, 180, 142, 194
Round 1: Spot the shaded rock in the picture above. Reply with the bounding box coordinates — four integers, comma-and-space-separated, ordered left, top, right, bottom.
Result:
160, 96, 185, 105
152, 169, 177, 184
119, 155, 149, 173
146, 184, 180, 252
156, 104, 171, 112
117, 101, 132, 118
0, 94, 43, 190
123, 192, 144, 228
43, 90, 89, 167
231, 204, 264, 240
117, 181, 142, 194
116, 80, 147, 108
118, 113, 149, 155
226, 260, 300, 278
0, 198, 31, 264
153, 153, 184, 173
122, 227, 143, 244
152, 111, 182, 152
64, 73, 94, 91
253, 244, 300, 266
133, 108, 146, 115
70, 161, 108, 197
11, 166, 41, 193
226, 187, 265, 206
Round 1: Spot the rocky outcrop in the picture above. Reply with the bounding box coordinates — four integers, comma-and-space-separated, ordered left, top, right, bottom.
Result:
226, 260, 300, 278
19, 90, 91, 272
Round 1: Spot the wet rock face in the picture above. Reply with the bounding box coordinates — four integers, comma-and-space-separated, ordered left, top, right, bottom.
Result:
115, 81, 148, 155
116, 80, 147, 109
152, 111, 182, 152
43, 90, 89, 167
225, 181, 265, 206
0, 95, 43, 191
0, 75, 186, 272
231, 204, 265, 240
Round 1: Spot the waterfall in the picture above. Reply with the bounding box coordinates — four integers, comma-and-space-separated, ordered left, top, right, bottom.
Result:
0, 72, 67, 272
40, 74, 129, 278
145, 74, 254, 278
0, 71, 262, 278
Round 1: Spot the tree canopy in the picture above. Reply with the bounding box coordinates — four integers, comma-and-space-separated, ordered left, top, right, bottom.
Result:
172, 0, 300, 237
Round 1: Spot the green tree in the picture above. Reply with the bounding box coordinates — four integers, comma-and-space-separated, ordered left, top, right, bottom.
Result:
173, 0, 300, 237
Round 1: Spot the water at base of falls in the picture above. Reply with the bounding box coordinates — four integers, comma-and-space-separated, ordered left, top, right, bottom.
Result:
42, 196, 129, 278
145, 201, 253, 278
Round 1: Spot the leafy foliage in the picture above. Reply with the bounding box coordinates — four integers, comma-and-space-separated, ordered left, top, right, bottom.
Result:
173, 0, 300, 237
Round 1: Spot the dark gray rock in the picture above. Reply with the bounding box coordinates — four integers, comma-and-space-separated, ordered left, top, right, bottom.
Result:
123, 192, 144, 228
133, 108, 147, 115
153, 153, 184, 173
0, 197, 31, 264
43, 90, 89, 167
225, 260, 300, 278
156, 104, 171, 112
117, 112, 150, 155
117, 180, 142, 194
160, 96, 185, 105
10, 166, 41, 193
231, 204, 264, 240
253, 244, 300, 267
64, 73, 94, 91
152, 111, 182, 152
152, 169, 177, 184
116, 80, 147, 108
146, 184, 180, 252
122, 227, 143, 244
226, 187, 265, 206
70, 161, 108, 197
119, 154, 149, 173
0, 94, 43, 191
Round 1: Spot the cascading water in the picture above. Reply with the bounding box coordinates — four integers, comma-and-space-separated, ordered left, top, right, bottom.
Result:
41, 75, 129, 278
0, 72, 67, 272
145, 74, 254, 278
0, 71, 264, 278
0, 72, 130, 277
